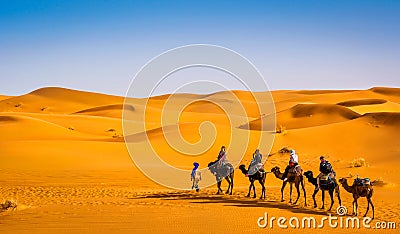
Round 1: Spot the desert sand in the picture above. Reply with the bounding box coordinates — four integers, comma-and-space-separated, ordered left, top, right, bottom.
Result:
1, 87, 399, 233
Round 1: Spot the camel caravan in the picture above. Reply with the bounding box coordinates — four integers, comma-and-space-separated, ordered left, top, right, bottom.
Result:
201, 146, 375, 219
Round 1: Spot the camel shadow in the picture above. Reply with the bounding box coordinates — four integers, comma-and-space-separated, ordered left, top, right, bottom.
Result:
131, 192, 327, 216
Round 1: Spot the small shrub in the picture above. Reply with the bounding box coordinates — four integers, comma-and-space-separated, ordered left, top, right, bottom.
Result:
278, 147, 291, 154
372, 177, 386, 186
0, 200, 17, 212
349, 158, 367, 168
276, 125, 287, 135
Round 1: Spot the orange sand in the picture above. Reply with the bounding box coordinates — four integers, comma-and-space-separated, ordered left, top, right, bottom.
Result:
1, 87, 399, 233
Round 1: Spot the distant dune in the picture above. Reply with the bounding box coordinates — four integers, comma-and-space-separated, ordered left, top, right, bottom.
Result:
337, 98, 387, 107
74, 104, 135, 118
0, 95, 11, 101
291, 89, 357, 95
245, 103, 361, 131
370, 87, 400, 96
359, 112, 400, 126
0, 87, 124, 114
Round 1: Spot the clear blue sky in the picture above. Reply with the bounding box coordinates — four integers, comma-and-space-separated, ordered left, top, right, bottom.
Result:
1, 0, 399, 96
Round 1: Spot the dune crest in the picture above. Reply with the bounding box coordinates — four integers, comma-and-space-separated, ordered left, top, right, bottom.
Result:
337, 99, 387, 107
370, 87, 400, 96
74, 104, 135, 118
245, 103, 360, 131
359, 112, 400, 126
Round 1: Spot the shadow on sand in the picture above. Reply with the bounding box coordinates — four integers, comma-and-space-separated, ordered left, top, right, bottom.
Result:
130, 191, 327, 216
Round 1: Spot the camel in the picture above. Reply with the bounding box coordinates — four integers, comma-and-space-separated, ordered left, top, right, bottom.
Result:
271, 166, 306, 206
304, 171, 342, 211
208, 161, 234, 195
238, 164, 266, 199
339, 178, 374, 219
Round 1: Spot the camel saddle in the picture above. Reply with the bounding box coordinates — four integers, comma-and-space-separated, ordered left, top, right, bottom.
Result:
354, 178, 371, 186
320, 174, 334, 184
288, 164, 302, 176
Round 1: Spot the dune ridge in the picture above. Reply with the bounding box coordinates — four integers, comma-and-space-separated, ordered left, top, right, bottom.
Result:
245, 103, 361, 131
359, 112, 400, 126
370, 87, 400, 96
337, 98, 387, 107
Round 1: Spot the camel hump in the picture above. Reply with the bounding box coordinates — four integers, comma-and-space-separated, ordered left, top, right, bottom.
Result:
289, 164, 302, 175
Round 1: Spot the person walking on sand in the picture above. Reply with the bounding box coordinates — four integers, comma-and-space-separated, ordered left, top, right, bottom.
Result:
191, 162, 202, 192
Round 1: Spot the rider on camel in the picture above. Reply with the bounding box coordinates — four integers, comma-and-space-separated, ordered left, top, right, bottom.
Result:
282, 149, 299, 182
316, 156, 336, 190
217, 146, 227, 168
246, 149, 263, 176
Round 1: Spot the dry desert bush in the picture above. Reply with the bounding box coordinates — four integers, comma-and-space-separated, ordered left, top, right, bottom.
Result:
276, 125, 288, 135
0, 200, 17, 212
349, 158, 368, 168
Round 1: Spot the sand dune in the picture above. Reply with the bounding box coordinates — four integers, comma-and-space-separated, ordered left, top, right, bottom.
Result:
246, 103, 361, 130
337, 98, 387, 107
358, 112, 400, 126
74, 104, 135, 118
0, 87, 124, 113
3, 112, 126, 137
370, 87, 400, 96
1, 86, 400, 233
0, 114, 108, 141
0, 95, 11, 101
291, 89, 357, 95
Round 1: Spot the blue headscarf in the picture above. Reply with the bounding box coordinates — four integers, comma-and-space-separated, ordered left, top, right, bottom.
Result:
191, 162, 199, 178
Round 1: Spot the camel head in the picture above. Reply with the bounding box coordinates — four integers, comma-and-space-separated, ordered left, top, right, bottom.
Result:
238, 164, 247, 174
270, 166, 280, 173
338, 178, 347, 184
304, 170, 313, 179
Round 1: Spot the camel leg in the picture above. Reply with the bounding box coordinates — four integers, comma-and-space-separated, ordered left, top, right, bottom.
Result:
281, 182, 287, 202
336, 185, 342, 206
301, 178, 307, 206
252, 182, 256, 198
289, 183, 293, 203
217, 181, 223, 194
225, 177, 231, 194
230, 175, 233, 195
259, 180, 265, 200
312, 188, 318, 208
328, 189, 334, 211
364, 198, 370, 218
321, 190, 325, 209
364, 197, 374, 219
370, 199, 374, 219
353, 196, 359, 216
246, 182, 252, 197
293, 184, 300, 205
355, 199, 359, 216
